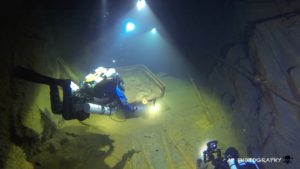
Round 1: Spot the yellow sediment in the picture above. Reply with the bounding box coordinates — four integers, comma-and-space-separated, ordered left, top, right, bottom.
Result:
189, 76, 214, 124
160, 131, 175, 169
165, 130, 195, 169
141, 144, 155, 169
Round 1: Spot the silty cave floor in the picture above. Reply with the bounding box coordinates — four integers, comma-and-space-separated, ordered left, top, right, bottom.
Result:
29, 74, 248, 169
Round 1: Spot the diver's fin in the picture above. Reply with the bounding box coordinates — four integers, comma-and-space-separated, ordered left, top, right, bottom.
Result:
13, 66, 56, 85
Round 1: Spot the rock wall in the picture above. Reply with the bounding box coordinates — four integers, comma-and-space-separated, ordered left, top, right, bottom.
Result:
0, 1, 81, 168
207, 2, 300, 169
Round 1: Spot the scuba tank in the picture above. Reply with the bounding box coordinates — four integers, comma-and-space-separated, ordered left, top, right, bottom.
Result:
83, 103, 116, 115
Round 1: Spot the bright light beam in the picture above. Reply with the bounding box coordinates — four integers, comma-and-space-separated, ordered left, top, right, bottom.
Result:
151, 104, 160, 113
137, 0, 146, 11
151, 28, 157, 34
126, 22, 135, 32
147, 103, 160, 118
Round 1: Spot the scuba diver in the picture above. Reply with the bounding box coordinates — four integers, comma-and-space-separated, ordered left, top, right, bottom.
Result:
13, 66, 137, 121
197, 140, 263, 169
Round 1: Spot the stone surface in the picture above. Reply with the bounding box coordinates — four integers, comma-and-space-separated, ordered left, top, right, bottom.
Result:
207, 13, 300, 169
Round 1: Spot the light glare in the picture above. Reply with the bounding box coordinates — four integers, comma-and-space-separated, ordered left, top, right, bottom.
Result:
142, 98, 148, 104
137, 0, 146, 10
70, 81, 79, 91
151, 28, 157, 34
198, 143, 207, 159
150, 103, 160, 114
126, 22, 135, 32
147, 103, 160, 118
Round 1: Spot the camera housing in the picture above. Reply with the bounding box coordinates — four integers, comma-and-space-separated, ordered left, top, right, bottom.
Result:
203, 140, 221, 163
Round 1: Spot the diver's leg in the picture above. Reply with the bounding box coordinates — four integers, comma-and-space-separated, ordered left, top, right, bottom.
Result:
51, 81, 89, 121
61, 80, 74, 120
50, 82, 74, 119
14, 67, 82, 120
50, 85, 63, 114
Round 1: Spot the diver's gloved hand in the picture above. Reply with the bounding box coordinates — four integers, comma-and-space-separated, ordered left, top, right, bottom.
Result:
131, 106, 138, 113
124, 103, 147, 118
131, 103, 148, 113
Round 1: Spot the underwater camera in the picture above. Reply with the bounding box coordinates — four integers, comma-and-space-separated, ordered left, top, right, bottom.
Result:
203, 140, 221, 163
197, 140, 260, 169
197, 140, 230, 169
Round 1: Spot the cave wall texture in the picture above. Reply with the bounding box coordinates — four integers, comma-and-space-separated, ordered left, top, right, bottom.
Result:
1, 0, 300, 169
1, 1, 85, 168
207, 1, 300, 169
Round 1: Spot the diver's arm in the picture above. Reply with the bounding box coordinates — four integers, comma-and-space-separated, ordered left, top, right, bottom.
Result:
227, 158, 238, 169
115, 74, 125, 91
